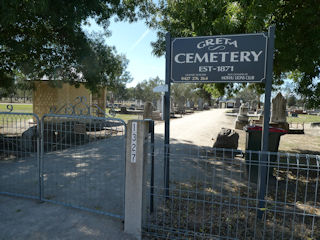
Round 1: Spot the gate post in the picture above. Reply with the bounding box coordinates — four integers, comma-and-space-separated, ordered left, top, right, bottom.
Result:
124, 120, 149, 239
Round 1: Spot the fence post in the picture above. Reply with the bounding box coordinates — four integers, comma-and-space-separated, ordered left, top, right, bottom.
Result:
124, 120, 149, 239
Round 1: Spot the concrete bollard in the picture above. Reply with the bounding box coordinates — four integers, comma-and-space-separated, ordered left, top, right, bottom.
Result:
124, 120, 149, 240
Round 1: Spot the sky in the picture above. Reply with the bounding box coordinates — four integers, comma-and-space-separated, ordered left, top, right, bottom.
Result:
82, 18, 302, 98
83, 18, 165, 87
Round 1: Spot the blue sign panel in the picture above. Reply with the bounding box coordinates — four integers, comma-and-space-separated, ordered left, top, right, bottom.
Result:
171, 33, 268, 83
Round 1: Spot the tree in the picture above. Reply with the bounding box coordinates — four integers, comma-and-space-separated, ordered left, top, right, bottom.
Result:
0, 71, 34, 102
235, 86, 259, 104
287, 95, 297, 108
111, 83, 129, 102
171, 83, 197, 106
135, 77, 164, 102
0, 0, 155, 92
150, 0, 320, 107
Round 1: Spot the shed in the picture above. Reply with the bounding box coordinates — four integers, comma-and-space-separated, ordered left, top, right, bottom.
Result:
33, 81, 106, 118
219, 100, 236, 109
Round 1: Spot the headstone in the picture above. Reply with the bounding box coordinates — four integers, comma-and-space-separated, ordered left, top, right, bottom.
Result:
156, 99, 161, 111
213, 128, 239, 149
190, 100, 194, 109
120, 106, 128, 114
152, 100, 157, 110
271, 93, 286, 122
143, 102, 153, 119
235, 98, 241, 108
198, 98, 204, 111
170, 97, 174, 114
256, 109, 263, 115
271, 92, 289, 130
177, 96, 185, 114
249, 100, 254, 110
235, 103, 249, 130
240, 103, 249, 115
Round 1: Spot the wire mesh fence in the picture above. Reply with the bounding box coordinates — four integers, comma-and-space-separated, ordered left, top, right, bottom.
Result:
1, 111, 319, 238
143, 145, 320, 239
0, 112, 40, 199
0, 110, 127, 218
40, 114, 126, 218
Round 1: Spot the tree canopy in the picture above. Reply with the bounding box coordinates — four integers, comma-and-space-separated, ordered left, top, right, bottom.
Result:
287, 95, 297, 108
150, 0, 320, 107
135, 76, 164, 102
0, 0, 155, 92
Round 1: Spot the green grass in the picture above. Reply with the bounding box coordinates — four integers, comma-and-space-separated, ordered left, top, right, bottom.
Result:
105, 107, 142, 123
0, 103, 32, 113
115, 113, 141, 122
287, 114, 320, 123
0, 104, 139, 123
105, 108, 141, 123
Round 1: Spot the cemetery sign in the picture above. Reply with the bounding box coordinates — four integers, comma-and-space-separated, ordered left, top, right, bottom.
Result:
165, 27, 276, 215
171, 33, 268, 83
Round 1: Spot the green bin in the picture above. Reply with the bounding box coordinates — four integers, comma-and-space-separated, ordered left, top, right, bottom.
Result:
244, 125, 287, 183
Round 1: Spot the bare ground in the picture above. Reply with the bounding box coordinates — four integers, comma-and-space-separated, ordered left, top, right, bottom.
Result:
156, 108, 320, 155
1, 108, 319, 239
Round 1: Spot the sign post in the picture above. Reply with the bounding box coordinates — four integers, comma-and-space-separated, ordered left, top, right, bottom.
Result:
258, 26, 275, 218
164, 33, 171, 197
165, 28, 275, 210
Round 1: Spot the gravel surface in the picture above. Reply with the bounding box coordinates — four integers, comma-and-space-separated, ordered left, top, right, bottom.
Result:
155, 109, 234, 147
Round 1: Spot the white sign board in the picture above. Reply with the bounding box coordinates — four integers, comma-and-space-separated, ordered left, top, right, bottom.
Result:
131, 122, 137, 163
153, 85, 168, 93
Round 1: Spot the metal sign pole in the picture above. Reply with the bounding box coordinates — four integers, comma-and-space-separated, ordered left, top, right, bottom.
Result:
164, 32, 171, 197
258, 26, 275, 218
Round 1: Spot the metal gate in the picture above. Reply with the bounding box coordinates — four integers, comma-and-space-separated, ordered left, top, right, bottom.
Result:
0, 99, 126, 219
40, 114, 126, 218
0, 111, 40, 200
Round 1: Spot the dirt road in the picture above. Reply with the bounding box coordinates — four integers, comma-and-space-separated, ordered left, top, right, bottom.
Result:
155, 108, 235, 147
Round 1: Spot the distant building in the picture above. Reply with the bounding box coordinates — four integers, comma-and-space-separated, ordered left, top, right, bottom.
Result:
219, 100, 236, 108
33, 80, 106, 118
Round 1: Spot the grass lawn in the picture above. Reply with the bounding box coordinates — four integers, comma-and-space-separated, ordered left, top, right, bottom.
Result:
0, 105, 140, 123
105, 108, 141, 123
113, 113, 141, 122
0, 103, 33, 113
287, 114, 320, 123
